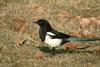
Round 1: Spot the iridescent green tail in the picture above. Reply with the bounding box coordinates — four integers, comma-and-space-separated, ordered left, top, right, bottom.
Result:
66, 37, 100, 42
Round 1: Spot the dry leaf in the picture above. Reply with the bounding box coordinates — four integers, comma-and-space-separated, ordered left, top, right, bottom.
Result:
73, 16, 81, 20
96, 17, 100, 24
58, 10, 70, 18
31, 4, 44, 13
64, 43, 77, 49
80, 18, 90, 25
89, 17, 97, 25
31, 4, 40, 9
27, 32, 37, 36
15, 38, 27, 46
96, 16, 100, 20
96, 19, 100, 24
34, 52, 44, 60
11, 16, 29, 33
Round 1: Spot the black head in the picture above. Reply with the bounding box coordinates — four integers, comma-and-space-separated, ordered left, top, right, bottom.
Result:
33, 19, 52, 30
34, 19, 50, 26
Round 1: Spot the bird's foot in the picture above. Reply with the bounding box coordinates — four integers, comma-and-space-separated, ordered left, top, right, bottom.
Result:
50, 47, 56, 55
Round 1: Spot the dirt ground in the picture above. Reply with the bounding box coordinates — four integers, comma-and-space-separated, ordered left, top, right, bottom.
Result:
0, 0, 100, 67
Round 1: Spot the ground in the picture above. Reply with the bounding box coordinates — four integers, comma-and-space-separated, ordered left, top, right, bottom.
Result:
0, 0, 100, 67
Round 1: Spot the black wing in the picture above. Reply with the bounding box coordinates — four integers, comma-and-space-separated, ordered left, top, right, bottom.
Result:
50, 29, 71, 39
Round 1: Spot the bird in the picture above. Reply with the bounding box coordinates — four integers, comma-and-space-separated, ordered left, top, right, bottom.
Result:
33, 19, 100, 51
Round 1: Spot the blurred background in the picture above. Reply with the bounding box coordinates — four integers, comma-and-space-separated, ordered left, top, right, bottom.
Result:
0, 0, 100, 67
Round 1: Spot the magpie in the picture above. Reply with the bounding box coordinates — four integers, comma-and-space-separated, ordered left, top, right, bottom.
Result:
33, 19, 100, 51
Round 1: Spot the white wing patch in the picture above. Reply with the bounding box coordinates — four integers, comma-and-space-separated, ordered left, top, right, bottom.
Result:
46, 32, 55, 36
44, 34, 62, 47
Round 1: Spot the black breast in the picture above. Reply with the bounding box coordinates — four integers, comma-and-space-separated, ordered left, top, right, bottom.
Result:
39, 25, 52, 42
39, 28, 46, 42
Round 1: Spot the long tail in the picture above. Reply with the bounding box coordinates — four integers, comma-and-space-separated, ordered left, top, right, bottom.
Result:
66, 37, 100, 42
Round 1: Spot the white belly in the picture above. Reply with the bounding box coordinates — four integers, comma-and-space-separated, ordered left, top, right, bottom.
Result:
44, 35, 62, 47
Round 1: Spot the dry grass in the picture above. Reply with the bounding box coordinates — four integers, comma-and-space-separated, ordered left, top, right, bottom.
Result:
0, 0, 100, 67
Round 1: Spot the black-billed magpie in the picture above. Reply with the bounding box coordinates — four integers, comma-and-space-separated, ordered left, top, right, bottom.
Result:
33, 19, 100, 50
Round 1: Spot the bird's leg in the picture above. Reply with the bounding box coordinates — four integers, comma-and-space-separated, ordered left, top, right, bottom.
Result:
50, 47, 56, 55
52, 47, 55, 51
